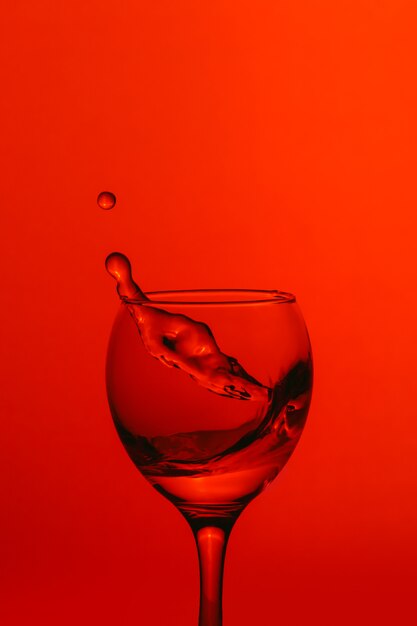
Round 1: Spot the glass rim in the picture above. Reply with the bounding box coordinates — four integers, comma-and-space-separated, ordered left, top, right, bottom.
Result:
123, 289, 296, 306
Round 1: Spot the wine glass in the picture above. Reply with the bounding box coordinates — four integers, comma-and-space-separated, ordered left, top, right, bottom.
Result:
106, 269, 312, 626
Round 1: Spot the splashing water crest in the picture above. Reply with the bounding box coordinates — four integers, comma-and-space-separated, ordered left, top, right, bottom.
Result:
105, 252, 148, 301
105, 252, 270, 401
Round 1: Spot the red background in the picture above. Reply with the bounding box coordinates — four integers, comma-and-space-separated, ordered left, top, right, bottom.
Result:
1, 1, 416, 624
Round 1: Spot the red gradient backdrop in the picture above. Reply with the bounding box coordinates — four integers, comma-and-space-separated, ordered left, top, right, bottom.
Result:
1, 2, 416, 624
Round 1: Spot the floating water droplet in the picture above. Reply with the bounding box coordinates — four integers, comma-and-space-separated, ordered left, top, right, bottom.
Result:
97, 191, 116, 210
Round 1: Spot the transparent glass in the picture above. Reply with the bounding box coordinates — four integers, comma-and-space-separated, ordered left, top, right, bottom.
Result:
106, 289, 313, 626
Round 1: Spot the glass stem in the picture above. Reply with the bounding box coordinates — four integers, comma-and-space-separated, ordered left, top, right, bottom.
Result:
194, 526, 230, 626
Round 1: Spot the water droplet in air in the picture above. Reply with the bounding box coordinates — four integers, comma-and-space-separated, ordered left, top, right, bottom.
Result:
97, 191, 116, 210
105, 252, 147, 301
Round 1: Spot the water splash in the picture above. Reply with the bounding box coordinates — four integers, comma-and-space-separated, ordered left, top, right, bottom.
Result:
106, 252, 270, 402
